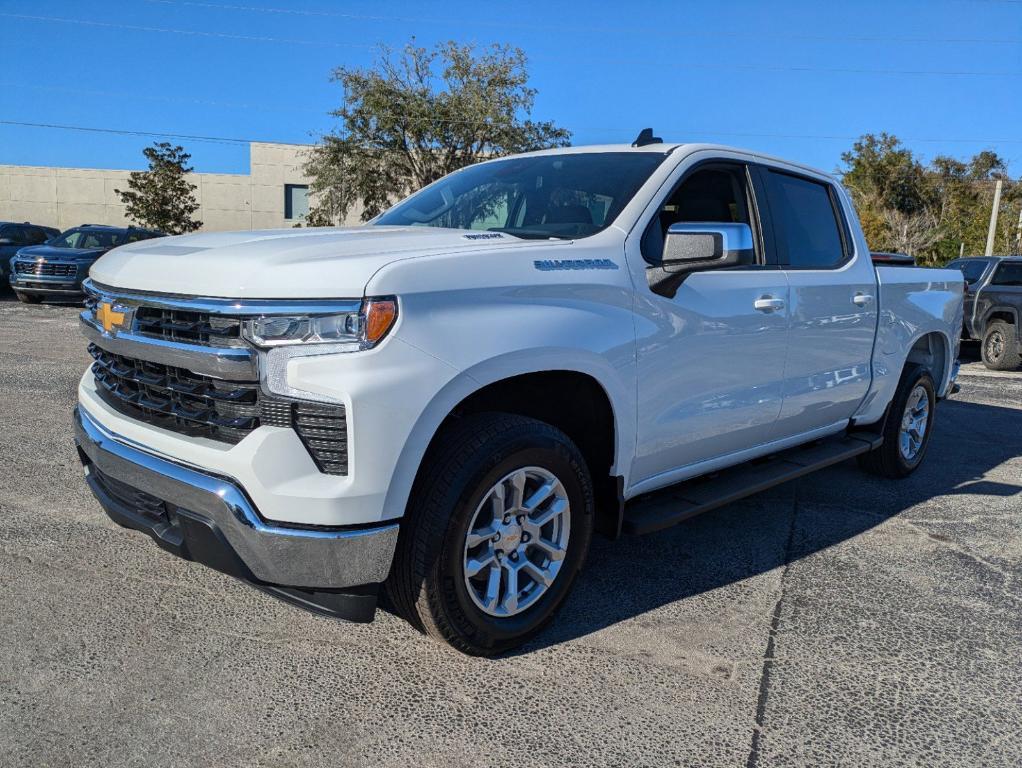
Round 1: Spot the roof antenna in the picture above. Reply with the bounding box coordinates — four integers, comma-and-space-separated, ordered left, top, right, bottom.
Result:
632, 128, 662, 147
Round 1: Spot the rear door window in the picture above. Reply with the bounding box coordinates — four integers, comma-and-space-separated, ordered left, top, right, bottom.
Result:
992, 262, 1022, 286
766, 171, 848, 269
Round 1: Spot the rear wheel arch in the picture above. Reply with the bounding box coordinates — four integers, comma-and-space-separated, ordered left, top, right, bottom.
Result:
905, 330, 951, 393
983, 307, 1018, 329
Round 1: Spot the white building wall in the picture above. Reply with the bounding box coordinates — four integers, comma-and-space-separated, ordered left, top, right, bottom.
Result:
0, 142, 361, 232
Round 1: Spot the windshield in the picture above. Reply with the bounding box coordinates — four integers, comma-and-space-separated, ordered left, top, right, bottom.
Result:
948, 259, 988, 284
50, 228, 127, 249
375, 152, 668, 240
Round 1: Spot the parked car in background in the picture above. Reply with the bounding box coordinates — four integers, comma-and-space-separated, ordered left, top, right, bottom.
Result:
947, 255, 1022, 370
0, 222, 61, 286
9, 224, 163, 303
870, 251, 915, 266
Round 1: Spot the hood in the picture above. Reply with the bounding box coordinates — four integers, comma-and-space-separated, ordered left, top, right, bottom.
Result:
89, 226, 540, 298
18, 244, 107, 261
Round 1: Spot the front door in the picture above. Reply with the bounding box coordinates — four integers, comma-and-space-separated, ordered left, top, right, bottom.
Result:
629, 162, 790, 488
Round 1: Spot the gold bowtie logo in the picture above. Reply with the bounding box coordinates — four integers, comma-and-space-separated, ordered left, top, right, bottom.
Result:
96, 302, 128, 334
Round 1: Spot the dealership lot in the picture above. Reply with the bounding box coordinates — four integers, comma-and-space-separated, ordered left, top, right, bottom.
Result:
1, 297, 1020, 768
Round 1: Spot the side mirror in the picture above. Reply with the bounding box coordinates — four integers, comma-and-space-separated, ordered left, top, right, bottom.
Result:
647, 222, 754, 298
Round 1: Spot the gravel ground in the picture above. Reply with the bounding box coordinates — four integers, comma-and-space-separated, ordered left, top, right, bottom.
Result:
1, 296, 1020, 768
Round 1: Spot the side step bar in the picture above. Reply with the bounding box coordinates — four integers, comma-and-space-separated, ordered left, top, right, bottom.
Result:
621, 432, 883, 536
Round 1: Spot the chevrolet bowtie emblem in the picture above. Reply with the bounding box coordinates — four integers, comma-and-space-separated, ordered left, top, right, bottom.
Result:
96, 301, 130, 334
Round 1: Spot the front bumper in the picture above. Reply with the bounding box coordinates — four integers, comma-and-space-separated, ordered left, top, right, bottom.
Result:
74, 405, 399, 621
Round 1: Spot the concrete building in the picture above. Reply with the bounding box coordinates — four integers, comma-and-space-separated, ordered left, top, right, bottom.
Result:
0, 142, 359, 232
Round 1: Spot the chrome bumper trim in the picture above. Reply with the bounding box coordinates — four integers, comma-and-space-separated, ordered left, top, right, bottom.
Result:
74, 405, 398, 588
80, 314, 258, 380
12, 285, 83, 294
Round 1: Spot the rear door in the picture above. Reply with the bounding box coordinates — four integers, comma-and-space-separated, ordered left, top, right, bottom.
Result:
764, 169, 878, 439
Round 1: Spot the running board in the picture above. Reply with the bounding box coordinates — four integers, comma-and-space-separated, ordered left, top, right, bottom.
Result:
621, 432, 883, 536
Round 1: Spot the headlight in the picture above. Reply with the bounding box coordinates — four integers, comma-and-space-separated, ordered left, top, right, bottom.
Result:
242, 297, 397, 349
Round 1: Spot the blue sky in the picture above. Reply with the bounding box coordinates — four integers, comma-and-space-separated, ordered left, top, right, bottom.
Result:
1, 0, 1020, 176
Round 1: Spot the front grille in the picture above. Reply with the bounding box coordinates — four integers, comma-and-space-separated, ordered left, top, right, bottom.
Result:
88, 343, 349, 474
15, 261, 76, 277
135, 306, 244, 347
89, 343, 261, 444
83, 283, 350, 474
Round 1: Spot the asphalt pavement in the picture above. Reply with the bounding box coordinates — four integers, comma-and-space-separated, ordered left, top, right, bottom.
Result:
2, 295, 1020, 767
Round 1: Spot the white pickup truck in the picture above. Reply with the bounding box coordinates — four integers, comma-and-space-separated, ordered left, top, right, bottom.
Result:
74, 137, 963, 654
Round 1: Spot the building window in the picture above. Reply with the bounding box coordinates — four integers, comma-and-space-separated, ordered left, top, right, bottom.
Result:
284, 184, 309, 220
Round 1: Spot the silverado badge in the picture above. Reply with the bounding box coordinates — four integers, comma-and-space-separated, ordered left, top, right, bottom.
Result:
96, 301, 132, 335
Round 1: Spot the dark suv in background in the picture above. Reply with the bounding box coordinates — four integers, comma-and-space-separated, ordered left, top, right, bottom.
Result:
947, 255, 1022, 370
0, 222, 61, 285
8, 224, 163, 303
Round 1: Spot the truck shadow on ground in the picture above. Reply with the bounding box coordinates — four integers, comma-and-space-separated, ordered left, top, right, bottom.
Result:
510, 396, 1021, 654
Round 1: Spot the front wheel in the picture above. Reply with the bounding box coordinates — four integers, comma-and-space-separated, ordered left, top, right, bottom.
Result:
858, 364, 936, 479
386, 412, 594, 656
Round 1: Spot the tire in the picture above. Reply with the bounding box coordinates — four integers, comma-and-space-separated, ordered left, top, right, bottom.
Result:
386, 412, 595, 656
15, 292, 41, 304
857, 364, 936, 479
980, 321, 1021, 371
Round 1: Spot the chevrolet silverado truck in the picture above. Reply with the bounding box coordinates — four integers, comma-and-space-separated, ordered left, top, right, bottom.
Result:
74, 138, 963, 655
947, 255, 1022, 370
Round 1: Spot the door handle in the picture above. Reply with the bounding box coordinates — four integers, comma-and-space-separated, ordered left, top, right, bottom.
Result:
754, 296, 785, 312
852, 292, 874, 307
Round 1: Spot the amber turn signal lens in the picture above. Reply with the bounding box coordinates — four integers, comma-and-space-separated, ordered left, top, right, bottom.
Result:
364, 298, 398, 344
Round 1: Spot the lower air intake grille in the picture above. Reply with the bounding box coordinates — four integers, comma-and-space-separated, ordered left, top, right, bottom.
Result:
293, 402, 348, 475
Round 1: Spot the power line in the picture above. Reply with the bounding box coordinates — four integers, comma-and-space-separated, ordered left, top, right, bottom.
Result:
142, 0, 1022, 45
4, 118, 1022, 148
4, 12, 1022, 77
0, 12, 373, 49
0, 81, 324, 116
0, 119, 258, 147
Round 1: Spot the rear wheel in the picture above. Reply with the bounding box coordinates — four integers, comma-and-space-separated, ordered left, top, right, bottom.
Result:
386, 412, 594, 656
15, 292, 41, 304
858, 364, 936, 479
981, 321, 1021, 370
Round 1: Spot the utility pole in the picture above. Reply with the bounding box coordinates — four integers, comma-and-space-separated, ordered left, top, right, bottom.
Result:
1015, 206, 1022, 255
984, 179, 1003, 257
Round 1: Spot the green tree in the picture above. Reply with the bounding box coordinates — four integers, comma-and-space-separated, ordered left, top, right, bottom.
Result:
840, 134, 1018, 264
305, 39, 571, 224
116, 142, 202, 234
